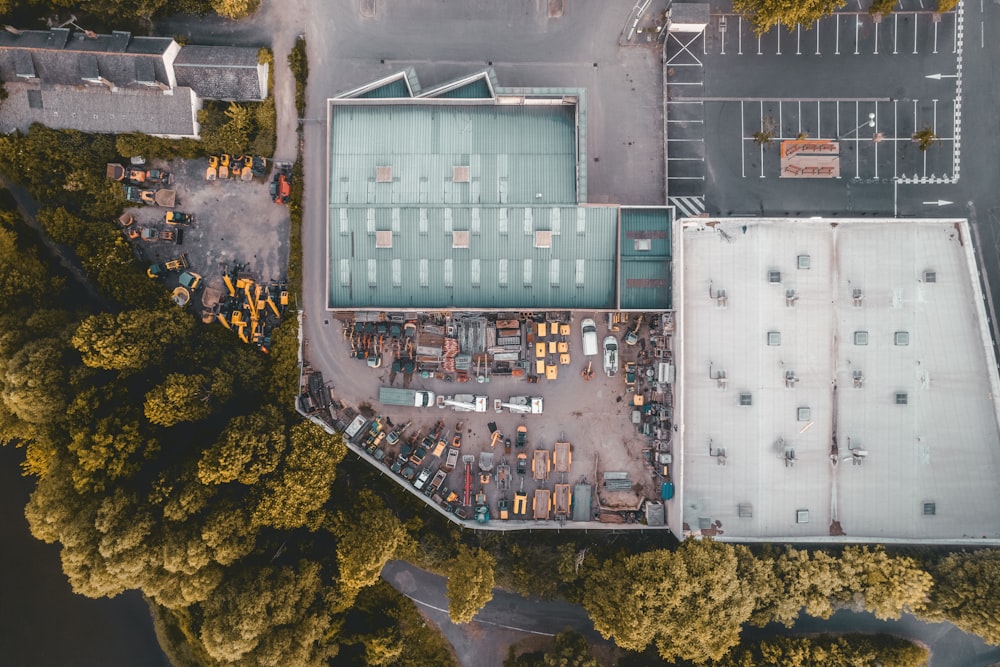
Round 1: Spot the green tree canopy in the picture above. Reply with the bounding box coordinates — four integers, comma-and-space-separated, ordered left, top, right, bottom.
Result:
144, 370, 229, 427
332, 489, 408, 600
733, 0, 846, 35
198, 560, 342, 666
446, 545, 496, 624
197, 405, 287, 486
250, 420, 346, 530
1, 337, 70, 424
72, 308, 193, 372
923, 549, 1000, 643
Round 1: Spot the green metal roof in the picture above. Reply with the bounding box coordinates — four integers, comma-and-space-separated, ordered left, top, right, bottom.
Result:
619, 208, 672, 310
435, 78, 492, 98
327, 205, 618, 309
328, 103, 579, 206
357, 79, 411, 98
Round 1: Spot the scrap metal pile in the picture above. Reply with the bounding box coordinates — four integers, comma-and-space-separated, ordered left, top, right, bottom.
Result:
212, 262, 288, 353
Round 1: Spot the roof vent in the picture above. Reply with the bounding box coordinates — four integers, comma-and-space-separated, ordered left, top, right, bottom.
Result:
739, 392, 752, 407
452, 165, 470, 183
853, 288, 864, 307
767, 331, 781, 346
634, 238, 652, 251
797, 407, 811, 421
853, 370, 864, 388
923, 270, 937, 283
797, 254, 811, 269
785, 289, 798, 307
375, 230, 393, 248
376, 166, 393, 183
738, 503, 753, 518
854, 331, 869, 346
923, 501, 936, 516
768, 270, 781, 284
895, 392, 908, 405
895, 331, 910, 346
534, 230, 552, 248
452, 230, 470, 249
796, 509, 810, 523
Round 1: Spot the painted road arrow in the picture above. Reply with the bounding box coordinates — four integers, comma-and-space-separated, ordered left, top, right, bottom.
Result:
922, 200, 954, 207
925, 73, 959, 80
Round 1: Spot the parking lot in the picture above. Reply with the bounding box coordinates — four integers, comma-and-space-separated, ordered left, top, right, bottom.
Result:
665, 1, 963, 216
301, 311, 675, 528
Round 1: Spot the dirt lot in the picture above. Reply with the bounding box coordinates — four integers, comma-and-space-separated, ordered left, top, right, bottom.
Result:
128, 157, 290, 306
308, 312, 674, 528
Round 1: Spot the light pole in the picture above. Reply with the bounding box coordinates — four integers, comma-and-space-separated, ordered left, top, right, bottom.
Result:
840, 112, 876, 139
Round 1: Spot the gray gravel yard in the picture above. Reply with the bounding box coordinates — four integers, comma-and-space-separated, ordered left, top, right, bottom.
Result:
133, 157, 290, 307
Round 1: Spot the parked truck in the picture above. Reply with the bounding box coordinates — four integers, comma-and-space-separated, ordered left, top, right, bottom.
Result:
495, 396, 544, 414
379, 386, 436, 407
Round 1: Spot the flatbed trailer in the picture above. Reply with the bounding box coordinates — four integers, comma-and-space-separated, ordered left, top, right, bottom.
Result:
533, 489, 552, 520
553, 441, 572, 473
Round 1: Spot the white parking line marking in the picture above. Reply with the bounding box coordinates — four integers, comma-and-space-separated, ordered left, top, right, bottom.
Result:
874, 19, 879, 55
954, 14, 958, 53
933, 17, 939, 53
914, 14, 918, 54
836, 14, 841, 54
855, 17, 860, 55
893, 14, 898, 54
759, 100, 765, 178
933, 98, 938, 134
777, 21, 782, 55
816, 20, 821, 54
797, 24, 802, 55
741, 100, 746, 177
757, 32, 762, 55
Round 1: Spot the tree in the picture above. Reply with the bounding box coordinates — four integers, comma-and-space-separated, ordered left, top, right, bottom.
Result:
733, 0, 846, 36
912, 127, 941, 151
331, 489, 407, 600
198, 560, 341, 666
937, 0, 958, 11
211, 0, 261, 19
197, 406, 287, 486
869, 0, 896, 16
250, 421, 346, 530
1, 337, 70, 424
752, 115, 776, 147
67, 416, 157, 493
837, 546, 933, 620
583, 540, 757, 663
144, 371, 226, 427
655, 540, 758, 663
0, 219, 50, 308
922, 549, 1000, 643
504, 631, 601, 667
72, 308, 193, 372
446, 545, 496, 624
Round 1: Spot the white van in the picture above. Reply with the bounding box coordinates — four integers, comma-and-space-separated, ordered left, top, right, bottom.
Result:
580, 318, 599, 356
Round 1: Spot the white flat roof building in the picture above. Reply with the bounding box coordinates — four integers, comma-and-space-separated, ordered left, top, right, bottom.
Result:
673, 218, 1000, 543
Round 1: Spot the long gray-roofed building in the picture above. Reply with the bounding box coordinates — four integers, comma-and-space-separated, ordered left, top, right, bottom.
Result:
326, 69, 673, 311
674, 217, 1000, 542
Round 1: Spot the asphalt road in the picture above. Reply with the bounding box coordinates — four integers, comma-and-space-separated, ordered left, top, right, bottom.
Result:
384, 557, 1000, 667
381, 560, 613, 667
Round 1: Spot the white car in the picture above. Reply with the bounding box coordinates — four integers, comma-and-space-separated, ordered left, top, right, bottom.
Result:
581, 318, 598, 356
603, 336, 619, 377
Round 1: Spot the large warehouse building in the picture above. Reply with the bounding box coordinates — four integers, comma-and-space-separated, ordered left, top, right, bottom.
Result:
674, 217, 1000, 542
325, 69, 672, 312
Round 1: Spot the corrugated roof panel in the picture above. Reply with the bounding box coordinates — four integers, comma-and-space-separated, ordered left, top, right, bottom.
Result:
357, 78, 411, 98
328, 205, 618, 309
328, 104, 579, 206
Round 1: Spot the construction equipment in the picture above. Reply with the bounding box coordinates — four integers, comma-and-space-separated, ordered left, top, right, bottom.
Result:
554, 484, 572, 519
106, 163, 126, 181
516, 452, 527, 475
516, 425, 527, 449
496, 460, 511, 491
533, 489, 552, 520
140, 227, 179, 243
271, 162, 293, 204
553, 441, 572, 473
581, 361, 594, 381
125, 186, 176, 208
178, 271, 202, 291
172, 286, 190, 306
165, 211, 193, 226
475, 489, 490, 523
462, 455, 475, 507
219, 154, 230, 179
206, 156, 218, 181
496, 396, 544, 414
532, 449, 550, 481
147, 254, 189, 278
625, 362, 637, 390
513, 478, 528, 516
497, 495, 510, 520
624, 315, 643, 346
